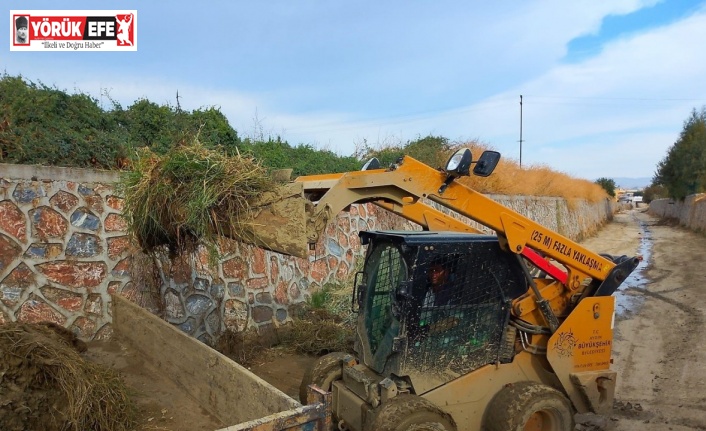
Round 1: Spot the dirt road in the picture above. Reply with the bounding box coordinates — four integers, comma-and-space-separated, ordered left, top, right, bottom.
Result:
581, 209, 706, 430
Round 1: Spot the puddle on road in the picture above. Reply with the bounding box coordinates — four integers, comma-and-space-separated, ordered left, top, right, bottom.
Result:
613, 216, 652, 318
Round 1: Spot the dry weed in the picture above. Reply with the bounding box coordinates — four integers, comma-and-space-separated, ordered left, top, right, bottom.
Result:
0, 322, 136, 431
452, 141, 609, 202
215, 328, 273, 367
117, 138, 278, 259
277, 308, 354, 355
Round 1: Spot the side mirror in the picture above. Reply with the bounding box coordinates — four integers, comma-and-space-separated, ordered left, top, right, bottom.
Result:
473, 151, 500, 177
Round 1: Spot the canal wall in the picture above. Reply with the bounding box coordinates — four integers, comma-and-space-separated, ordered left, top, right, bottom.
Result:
648, 194, 706, 233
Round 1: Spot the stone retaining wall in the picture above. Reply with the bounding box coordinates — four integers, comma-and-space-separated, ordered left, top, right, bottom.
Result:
0, 163, 617, 342
648, 194, 706, 232
0, 165, 125, 339
149, 202, 410, 344
455, 195, 615, 241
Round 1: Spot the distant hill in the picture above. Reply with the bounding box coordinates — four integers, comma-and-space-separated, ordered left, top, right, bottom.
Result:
611, 177, 652, 189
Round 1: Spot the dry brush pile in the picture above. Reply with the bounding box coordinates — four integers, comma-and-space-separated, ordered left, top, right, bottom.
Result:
0, 322, 136, 431
117, 139, 279, 259
215, 278, 359, 366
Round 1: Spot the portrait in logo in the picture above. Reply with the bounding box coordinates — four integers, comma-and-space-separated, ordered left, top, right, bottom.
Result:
15, 15, 29, 45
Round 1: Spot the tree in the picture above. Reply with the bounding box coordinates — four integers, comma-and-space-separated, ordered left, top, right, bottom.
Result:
404, 135, 451, 168
653, 107, 706, 199
189, 107, 240, 153
357, 135, 452, 169
642, 184, 666, 203
115, 99, 242, 156
0, 75, 246, 168
0, 75, 128, 168
118, 98, 173, 152
243, 138, 360, 176
594, 178, 616, 197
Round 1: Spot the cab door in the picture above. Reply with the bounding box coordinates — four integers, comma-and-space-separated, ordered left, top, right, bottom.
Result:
356, 241, 408, 373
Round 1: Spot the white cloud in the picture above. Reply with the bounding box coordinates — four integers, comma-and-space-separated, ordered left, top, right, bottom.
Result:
3, 0, 700, 181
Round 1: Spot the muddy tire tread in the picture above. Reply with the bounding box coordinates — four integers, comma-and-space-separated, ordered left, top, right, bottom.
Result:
298, 351, 348, 404
371, 394, 456, 431
483, 381, 574, 431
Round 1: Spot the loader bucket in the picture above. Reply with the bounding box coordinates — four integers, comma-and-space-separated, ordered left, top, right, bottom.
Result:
220, 182, 313, 258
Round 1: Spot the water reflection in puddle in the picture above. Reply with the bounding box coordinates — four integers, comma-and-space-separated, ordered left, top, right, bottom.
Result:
614, 217, 652, 317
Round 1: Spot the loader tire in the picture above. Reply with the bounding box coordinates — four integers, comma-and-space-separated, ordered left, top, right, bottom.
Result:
370, 394, 456, 431
299, 351, 348, 404
483, 381, 574, 431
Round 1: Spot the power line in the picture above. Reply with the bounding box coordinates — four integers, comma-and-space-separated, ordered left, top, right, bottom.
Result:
283, 99, 512, 134
266, 93, 706, 137
523, 94, 705, 102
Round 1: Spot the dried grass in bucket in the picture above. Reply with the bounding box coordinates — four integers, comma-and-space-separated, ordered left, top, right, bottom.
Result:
117, 139, 277, 257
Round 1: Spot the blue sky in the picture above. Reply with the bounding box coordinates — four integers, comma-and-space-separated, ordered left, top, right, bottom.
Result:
4, 1, 706, 183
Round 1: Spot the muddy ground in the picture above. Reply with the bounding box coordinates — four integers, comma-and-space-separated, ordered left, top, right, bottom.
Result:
8, 207, 703, 430
582, 209, 706, 430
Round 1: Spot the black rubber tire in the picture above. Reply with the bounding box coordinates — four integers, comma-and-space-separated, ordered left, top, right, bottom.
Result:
298, 351, 348, 404
370, 394, 456, 431
483, 381, 574, 431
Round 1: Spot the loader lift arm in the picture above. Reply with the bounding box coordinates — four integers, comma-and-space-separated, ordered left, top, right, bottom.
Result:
290, 153, 636, 326
297, 155, 612, 280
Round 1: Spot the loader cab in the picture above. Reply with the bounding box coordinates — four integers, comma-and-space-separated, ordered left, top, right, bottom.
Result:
355, 231, 528, 392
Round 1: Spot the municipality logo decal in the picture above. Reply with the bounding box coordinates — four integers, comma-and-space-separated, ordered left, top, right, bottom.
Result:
10, 10, 137, 51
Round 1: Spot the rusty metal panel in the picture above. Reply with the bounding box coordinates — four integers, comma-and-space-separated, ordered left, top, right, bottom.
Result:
219, 386, 332, 431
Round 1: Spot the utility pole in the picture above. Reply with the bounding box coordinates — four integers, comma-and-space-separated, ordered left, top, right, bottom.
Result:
519, 95, 523, 168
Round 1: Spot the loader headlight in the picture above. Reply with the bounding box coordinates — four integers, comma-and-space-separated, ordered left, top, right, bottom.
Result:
444, 148, 472, 177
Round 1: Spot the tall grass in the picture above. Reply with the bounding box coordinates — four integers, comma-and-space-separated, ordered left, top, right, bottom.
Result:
450, 141, 609, 203
117, 139, 277, 259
